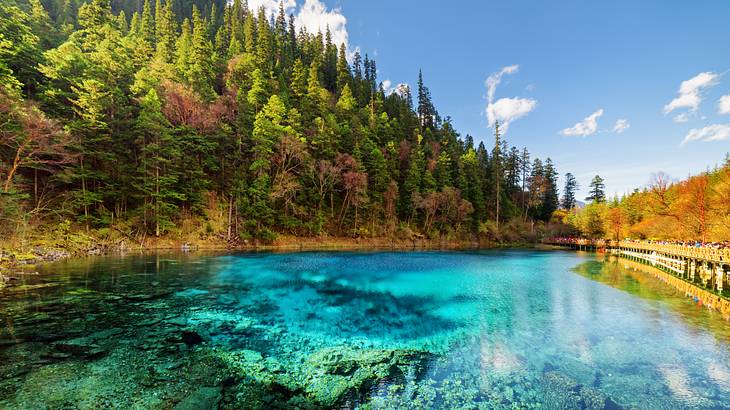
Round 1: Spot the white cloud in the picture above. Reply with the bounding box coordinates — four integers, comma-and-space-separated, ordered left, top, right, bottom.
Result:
560, 109, 604, 137
248, 0, 296, 17
295, 0, 349, 48
249, 1, 352, 54
663, 71, 720, 115
394, 83, 410, 98
486, 65, 519, 103
682, 124, 730, 145
612, 119, 630, 133
382, 80, 410, 97
486, 97, 537, 133
484, 65, 535, 132
719, 95, 730, 115
673, 113, 690, 123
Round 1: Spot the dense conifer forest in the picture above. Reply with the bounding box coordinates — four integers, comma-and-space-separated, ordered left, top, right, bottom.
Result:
0, 0, 565, 246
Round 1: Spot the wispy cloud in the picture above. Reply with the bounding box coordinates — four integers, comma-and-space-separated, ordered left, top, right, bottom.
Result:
560, 109, 604, 137
682, 124, 730, 145
719, 95, 730, 115
484, 65, 536, 133
612, 119, 630, 133
663, 72, 720, 117
486, 65, 519, 103
673, 113, 690, 123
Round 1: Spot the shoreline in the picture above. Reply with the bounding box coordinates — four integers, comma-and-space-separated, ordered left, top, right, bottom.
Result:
0, 236, 538, 280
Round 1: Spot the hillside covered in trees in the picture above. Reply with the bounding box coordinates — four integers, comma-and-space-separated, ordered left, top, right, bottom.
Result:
567, 158, 730, 242
0, 0, 566, 248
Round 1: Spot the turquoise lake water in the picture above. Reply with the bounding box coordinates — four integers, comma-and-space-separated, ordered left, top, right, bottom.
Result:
1, 250, 729, 409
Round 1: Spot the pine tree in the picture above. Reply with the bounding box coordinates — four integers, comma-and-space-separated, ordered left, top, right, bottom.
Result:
322, 27, 338, 92
562, 172, 578, 209
274, 1, 288, 70
493, 122, 502, 229
255, 7, 272, 73
520, 147, 530, 217
335, 83, 356, 112
417, 70, 436, 130
136, 88, 183, 236
586, 175, 606, 203
154, 0, 175, 63
140, 0, 155, 48
306, 59, 327, 118
248, 94, 295, 235
175, 18, 192, 79
116, 10, 128, 34
336, 43, 351, 93
542, 158, 559, 220
243, 9, 255, 53
290, 58, 307, 102
188, 6, 215, 100
247, 67, 269, 113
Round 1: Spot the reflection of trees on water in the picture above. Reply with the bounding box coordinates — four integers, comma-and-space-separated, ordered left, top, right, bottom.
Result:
571, 255, 730, 342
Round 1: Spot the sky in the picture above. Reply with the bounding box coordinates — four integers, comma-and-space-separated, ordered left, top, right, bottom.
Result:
258, 0, 730, 199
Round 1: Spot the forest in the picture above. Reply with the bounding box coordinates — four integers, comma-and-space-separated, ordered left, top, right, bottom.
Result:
0, 0, 566, 248
567, 161, 730, 242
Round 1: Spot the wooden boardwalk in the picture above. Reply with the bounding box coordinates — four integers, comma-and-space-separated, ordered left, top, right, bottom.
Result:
546, 239, 729, 317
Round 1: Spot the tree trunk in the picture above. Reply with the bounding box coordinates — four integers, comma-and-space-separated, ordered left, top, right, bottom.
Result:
227, 194, 233, 242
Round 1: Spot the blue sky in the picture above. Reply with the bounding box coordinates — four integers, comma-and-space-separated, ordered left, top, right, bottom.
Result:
268, 0, 730, 198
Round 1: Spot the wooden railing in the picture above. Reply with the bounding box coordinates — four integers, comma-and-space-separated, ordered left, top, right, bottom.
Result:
618, 242, 730, 264
545, 238, 730, 264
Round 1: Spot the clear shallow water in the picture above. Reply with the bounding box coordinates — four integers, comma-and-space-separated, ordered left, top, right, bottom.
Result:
1, 250, 729, 409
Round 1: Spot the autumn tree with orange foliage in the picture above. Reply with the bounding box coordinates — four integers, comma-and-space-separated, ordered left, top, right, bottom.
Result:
569, 157, 730, 241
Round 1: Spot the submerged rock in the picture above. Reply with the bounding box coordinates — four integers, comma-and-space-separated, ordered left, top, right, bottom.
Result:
304, 347, 434, 407
52, 338, 106, 359
181, 330, 204, 345
173, 386, 222, 410
175, 288, 210, 298
541, 371, 623, 410
167, 316, 189, 327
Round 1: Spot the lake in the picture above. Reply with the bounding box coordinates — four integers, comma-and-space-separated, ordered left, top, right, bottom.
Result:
1, 250, 729, 409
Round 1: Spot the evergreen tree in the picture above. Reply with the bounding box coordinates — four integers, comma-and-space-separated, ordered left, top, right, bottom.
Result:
336, 43, 350, 93
188, 6, 216, 100
140, 0, 155, 47
562, 172, 578, 209
492, 122, 502, 227
586, 175, 606, 203
417, 70, 436, 130
255, 7, 272, 73
541, 158, 559, 220
135, 88, 183, 236
175, 18, 192, 79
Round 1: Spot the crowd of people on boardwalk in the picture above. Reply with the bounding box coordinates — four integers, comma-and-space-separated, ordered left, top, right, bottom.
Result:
547, 237, 730, 250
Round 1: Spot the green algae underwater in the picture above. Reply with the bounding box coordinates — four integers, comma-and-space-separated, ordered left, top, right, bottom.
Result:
1, 250, 729, 409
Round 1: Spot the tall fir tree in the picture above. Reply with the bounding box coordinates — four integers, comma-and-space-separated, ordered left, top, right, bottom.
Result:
562, 172, 578, 209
